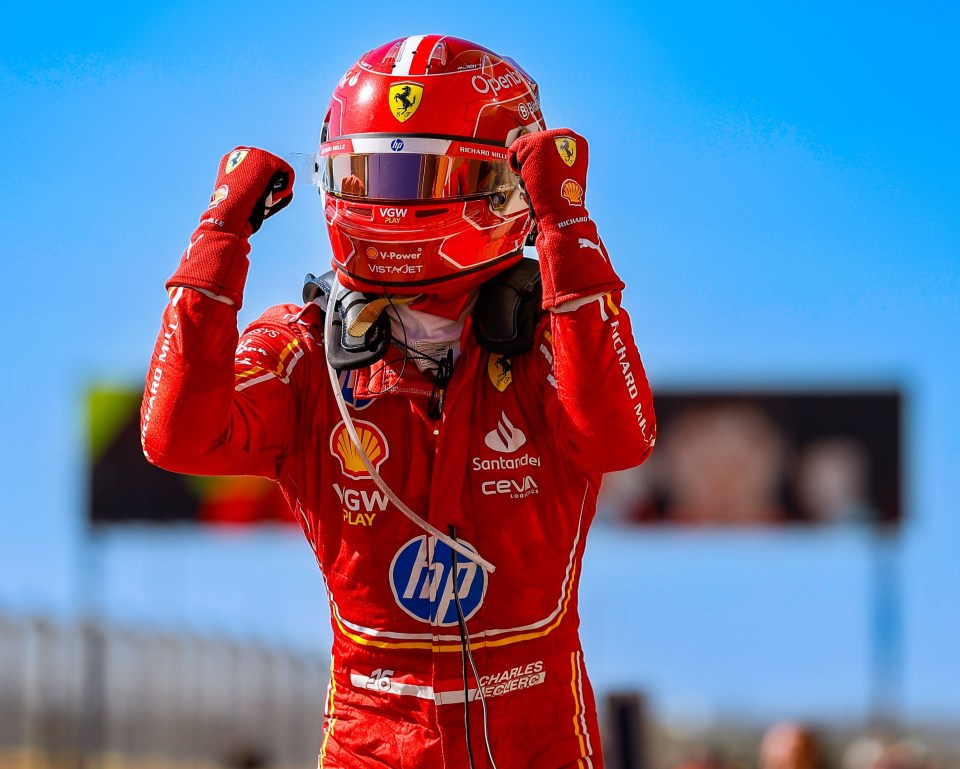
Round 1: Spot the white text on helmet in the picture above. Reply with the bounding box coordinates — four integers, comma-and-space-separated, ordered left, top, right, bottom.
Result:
377, 207, 409, 224
370, 264, 422, 275
367, 247, 422, 261
471, 68, 524, 95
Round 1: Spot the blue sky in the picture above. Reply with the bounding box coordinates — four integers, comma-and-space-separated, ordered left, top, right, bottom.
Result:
2, 1, 959, 725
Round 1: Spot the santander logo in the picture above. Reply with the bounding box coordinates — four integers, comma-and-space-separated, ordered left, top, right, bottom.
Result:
484, 412, 527, 454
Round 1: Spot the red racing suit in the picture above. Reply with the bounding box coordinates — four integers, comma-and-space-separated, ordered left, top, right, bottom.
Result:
141, 277, 655, 768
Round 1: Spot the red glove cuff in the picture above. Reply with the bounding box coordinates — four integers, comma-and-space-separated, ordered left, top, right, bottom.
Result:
166, 229, 251, 307
509, 129, 623, 308
534, 225, 625, 308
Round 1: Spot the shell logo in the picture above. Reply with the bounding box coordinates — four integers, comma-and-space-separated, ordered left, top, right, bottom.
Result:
365, 246, 379, 259
208, 184, 228, 209
330, 420, 389, 479
560, 179, 583, 206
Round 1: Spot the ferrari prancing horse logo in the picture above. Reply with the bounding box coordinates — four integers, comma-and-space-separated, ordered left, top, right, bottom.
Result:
389, 83, 423, 123
487, 353, 513, 392
554, 137, 577, 167
225, 149, 248, 174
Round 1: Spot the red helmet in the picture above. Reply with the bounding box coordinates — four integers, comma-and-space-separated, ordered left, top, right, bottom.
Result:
318, 35, 546, 295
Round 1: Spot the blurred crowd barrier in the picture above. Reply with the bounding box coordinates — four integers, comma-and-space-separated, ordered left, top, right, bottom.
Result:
2, 614, 956, 769
652, 720, 957, 769
0, 615, 327, 769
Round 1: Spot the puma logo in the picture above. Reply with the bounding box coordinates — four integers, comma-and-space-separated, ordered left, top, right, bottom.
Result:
185, 233, 204, 260
578, 237, 607, 262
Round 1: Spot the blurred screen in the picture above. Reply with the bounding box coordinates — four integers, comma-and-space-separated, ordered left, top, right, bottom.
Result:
598, 390, 902, 528
88, 386, 292, 526
91, 386, 902, 528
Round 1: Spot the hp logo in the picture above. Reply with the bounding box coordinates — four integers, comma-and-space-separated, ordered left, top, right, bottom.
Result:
390, 138, 404, 152
390, 535, 487, 626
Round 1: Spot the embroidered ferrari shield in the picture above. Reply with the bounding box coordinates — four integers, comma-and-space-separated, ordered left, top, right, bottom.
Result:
554, 137, 577, 167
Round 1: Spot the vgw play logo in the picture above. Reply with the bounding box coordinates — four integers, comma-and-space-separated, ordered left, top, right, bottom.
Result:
389, 536, 488, 626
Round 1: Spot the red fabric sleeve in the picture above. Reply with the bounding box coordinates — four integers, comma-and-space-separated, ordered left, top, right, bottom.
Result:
533, 290, 656, 474
140, 287, 303, 479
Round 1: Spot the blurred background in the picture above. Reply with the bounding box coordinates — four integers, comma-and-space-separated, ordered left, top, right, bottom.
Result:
2, 1, 958, 768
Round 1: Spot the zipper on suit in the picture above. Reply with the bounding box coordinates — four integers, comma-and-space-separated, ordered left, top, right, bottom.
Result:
428, 348, 455, 426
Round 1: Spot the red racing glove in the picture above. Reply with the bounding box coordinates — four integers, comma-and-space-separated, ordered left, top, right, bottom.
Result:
509, 129, 624, 308
167, 147, 294, 307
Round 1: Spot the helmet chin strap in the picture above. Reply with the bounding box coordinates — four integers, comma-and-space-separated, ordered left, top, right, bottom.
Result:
323, 274, 496, 574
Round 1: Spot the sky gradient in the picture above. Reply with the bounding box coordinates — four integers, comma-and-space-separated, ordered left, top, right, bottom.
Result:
2, 1, 958, 726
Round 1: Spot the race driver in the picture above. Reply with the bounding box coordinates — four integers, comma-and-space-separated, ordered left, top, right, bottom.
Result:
141, 35, 655, 769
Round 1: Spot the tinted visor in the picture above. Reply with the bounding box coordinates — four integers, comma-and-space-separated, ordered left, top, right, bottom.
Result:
321, 152, 518, 201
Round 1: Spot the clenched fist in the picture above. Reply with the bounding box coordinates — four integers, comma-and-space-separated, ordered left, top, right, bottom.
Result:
167, 148, 294, 307
200, 147, 294, 236
509, 129, 623, 308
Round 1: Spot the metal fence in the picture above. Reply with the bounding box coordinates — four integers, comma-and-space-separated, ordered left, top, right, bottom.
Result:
0, 615, 327, 769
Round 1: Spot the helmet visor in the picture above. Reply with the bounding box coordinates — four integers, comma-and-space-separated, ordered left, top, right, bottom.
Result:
318, 137, 519, 202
